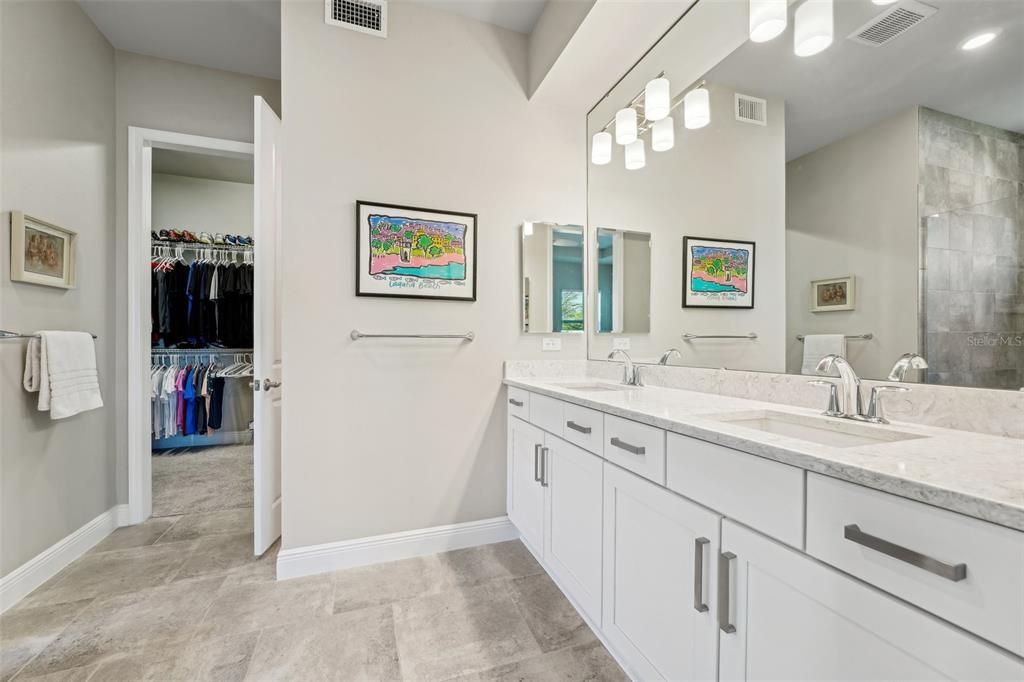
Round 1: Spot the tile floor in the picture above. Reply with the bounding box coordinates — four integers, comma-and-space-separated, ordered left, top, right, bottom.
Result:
0, 512, 627, 681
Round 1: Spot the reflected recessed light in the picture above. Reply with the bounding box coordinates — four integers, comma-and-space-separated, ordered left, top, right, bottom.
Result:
961, 32, 996, 50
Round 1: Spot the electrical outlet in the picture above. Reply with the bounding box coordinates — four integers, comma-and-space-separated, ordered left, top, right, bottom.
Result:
542, 337, 562, 351
612, 337, 631, 350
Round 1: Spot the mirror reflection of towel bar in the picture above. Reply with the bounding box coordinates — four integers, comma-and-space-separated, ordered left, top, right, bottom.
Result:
796, 333, 873, 341
350, 330, 474, 341
682, 332, 757, 340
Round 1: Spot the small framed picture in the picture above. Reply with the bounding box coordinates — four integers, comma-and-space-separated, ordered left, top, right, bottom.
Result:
356, 201, 477, 301
10, 211, 77, 289
682, 236, 755, 308
811, 275, 855, 312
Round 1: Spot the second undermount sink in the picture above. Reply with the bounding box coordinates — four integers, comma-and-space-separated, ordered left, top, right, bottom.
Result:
553, 381, 631, 392
707, 410, 926, 448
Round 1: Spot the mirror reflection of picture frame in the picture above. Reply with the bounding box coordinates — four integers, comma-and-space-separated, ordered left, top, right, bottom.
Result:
10, 211, 77, 289
682, 236, 755, 309
810, 275, 855, 312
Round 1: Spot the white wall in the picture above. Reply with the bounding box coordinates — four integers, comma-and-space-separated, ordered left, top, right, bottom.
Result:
0, 0, 116, 575
280, 0, 585, 550
588, 82, 787, 370
527, 0, 595, 97
151, 174, 253, 238
785, 108, 920, 380
113, 52, 279, 502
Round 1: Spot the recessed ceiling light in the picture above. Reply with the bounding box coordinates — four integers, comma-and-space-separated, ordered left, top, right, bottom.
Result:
961, 32, 997, 50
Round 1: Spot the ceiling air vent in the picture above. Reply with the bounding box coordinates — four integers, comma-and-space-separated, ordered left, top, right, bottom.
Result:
848, 0, 937, 47
735, 93, 767, 126
325, 0, 387, 38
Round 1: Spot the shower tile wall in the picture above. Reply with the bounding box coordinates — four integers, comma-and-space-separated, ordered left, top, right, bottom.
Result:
920, 107, 1024, 390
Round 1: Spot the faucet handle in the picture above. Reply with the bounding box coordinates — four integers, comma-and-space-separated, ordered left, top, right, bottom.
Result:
865, 385, 910, 424
808, 380, 843, 417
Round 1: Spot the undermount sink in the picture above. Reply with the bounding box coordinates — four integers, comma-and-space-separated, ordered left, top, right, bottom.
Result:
707, 410, 926, 448
553, 381, 631, 392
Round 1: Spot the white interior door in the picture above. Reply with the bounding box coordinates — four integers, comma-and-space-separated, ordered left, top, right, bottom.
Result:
253, 96, 282, 556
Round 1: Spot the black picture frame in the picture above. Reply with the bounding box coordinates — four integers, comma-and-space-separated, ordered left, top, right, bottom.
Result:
681, 236, 756, 309
355, 200, 478, 302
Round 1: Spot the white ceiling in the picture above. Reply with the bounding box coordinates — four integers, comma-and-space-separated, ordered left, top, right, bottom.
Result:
153, 148, 254, 184
706, 0, 1024, 160
421, 0, 548, 34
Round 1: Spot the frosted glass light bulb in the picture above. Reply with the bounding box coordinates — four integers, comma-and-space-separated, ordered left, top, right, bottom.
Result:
683, 87, 710, 130
749, 0, 787, 42
644, 78, 671, 121
652, 116, 674, 152
615, 108, 638, 145
591, 131, 612, 165
794, 0, 833, 57
625, 139, 646, 170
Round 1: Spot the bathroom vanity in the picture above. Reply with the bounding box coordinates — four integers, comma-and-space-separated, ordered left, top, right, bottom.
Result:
504, 374, 1023, 681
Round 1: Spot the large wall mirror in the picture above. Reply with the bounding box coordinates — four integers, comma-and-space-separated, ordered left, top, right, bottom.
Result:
587, 0, 1023, 390
595, 228, 652, 334
522, 222, 585, 333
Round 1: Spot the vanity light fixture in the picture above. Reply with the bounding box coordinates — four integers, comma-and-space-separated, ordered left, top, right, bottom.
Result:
960, 31, 997, 50
794, 0, 833, 57
749, 0, 788, 42
591, 131, 612, 165
683, 86, 710, 129
615, 108, 638, 145
644, 77, 671, 121
625, 139, 646, 170
651, 116, 674, 152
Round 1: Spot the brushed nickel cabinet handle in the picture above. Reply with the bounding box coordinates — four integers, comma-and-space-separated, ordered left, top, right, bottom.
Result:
609, 437, 645, 455
843, 524, 967, 582
693, 537, 710, 613
718, 551, 736, 634
566, 421, 592, 435
540, 447, 550, 487
509, 398, 524, 407
533, 444, 542, 482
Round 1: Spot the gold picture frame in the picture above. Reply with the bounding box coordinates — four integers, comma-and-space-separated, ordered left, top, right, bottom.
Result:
10, 211, 77, 289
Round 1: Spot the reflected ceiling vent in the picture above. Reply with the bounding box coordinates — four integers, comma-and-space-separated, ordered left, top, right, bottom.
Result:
325, 0, 387, 38
735, 93, 767, 126
848, 0, 937, 47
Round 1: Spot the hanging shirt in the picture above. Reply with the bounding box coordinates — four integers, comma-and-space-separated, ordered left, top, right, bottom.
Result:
176, 367, 187, 434
183, 366, 197, 436
207, 376, 225, 431
162, 366, 178, 438
151, 367, 164, 438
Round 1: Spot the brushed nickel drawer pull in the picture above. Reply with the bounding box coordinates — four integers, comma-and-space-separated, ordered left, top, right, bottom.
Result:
509, 398, 524, 407
533, 444, 542, 482
566, 421, 592, 435
693, 537, 710, 613
843, 524, 967, 582
609, 437, 645, 455
540, 447, 550, 487
718, 551, 736, 634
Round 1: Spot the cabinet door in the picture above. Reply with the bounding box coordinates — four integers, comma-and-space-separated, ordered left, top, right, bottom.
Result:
543, 435, 603, 624
508, 417, 545, 553
602, 463, 720, 681
719, 520, 1024, 682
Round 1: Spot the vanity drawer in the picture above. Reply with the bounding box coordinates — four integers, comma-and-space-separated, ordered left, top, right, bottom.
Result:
666, 433, 804, 548
603, 415, 666, 484
529, 393, 564, 436
561, 403, 604, 455
806, 473, 1024, 656
506, 387, 530, 421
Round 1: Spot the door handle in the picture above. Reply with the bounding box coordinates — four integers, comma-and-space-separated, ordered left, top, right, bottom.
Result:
718, 551, 736, 634
262, 378, 281, 391
609, 437, 645, 455
540, 447, 550, 487
566, 421, 592, 435
843, 524, 967, 582
534, 444, 542, 482
693, 537, 709, 613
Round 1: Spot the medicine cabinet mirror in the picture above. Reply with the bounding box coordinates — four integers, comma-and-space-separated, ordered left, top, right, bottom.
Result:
522, 222, 585, 334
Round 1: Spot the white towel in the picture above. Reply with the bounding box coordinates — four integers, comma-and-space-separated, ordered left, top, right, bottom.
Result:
801, 334, 846, 377
23, 331, 103, 419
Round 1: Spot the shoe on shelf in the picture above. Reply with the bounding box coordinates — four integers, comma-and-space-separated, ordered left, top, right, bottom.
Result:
214, 233, 225, 245
167, 229, 183, 241
152, 231, 162, 241
182, 231, 197, 243
198, 232, 213, 244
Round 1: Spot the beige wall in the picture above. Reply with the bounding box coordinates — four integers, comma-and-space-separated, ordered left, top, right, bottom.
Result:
152, 174, 254, 238
0, 0, 116, 575
528, 0, 596, 97
113, 52, 280, 502
280, 0, 585, 550
785, 108, 920, 380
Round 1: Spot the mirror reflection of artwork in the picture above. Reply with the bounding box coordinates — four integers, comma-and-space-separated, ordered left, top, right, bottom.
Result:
596, 228, 651, 333
683, 237, 755, 309
811, 276, 855, 312
521, 222, 584, 333
356, 201, 476, 301
10, 211, 76, 289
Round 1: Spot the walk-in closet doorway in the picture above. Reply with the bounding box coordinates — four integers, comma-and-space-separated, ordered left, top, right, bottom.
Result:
126, 98, 282, 557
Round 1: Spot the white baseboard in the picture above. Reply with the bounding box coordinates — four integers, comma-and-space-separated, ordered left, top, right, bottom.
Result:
277, 515, 518, 580
0, 504, 129, 613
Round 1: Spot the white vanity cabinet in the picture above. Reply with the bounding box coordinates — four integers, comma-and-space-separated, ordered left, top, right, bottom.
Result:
507, 416, 545, 552
718, 520, 1023, 681
602, 463, 720, 681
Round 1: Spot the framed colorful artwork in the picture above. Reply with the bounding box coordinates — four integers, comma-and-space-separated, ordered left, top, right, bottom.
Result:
682, 236, 755, 308
356, 201, 477, 301
10, 211, 77, 289
810, 275, 855, 312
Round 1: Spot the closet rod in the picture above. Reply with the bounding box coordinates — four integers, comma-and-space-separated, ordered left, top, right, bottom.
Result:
152, 347, 253, 353
1, 329, 97, 340
350, 330, 475, 341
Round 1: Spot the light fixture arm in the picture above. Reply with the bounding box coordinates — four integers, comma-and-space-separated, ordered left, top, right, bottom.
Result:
598, 77, 706, 135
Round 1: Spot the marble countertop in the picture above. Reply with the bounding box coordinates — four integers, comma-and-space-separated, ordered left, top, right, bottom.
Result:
505, 376, 1024, 532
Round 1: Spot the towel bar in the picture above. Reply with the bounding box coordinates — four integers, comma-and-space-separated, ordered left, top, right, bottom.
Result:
0, 329, 98, 340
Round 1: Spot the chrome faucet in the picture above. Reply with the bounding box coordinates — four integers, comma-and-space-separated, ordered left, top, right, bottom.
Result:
608, 350, 642, 386
887, 353, 928, 382
659, 348, 682, 365
815, 354, 864, 419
